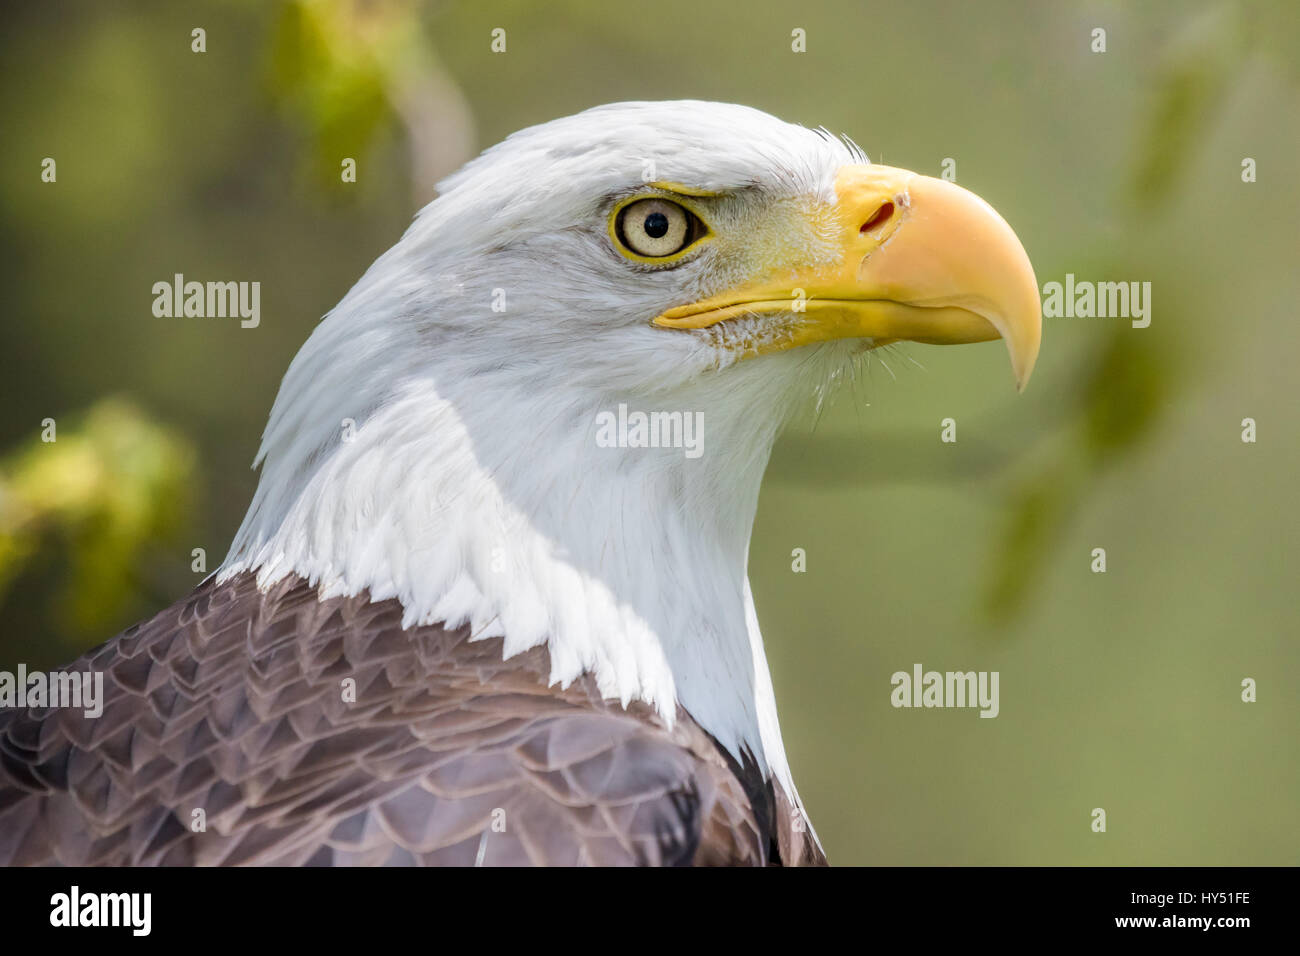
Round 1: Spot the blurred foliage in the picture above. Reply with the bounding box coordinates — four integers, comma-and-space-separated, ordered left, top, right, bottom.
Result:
1130, 0, 1300, 210
270, 0, 474, 202
985, 323, 1183, 623
0, 400, 196, 642
270, 0, 401, 187
1129, 4, 1246, 212
989, 0, 1299, 621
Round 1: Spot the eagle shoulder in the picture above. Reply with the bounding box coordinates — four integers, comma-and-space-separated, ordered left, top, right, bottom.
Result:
0, 573, 796, 866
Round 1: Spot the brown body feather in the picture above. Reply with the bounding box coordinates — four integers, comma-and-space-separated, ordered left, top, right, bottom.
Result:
0, 573, 824, 866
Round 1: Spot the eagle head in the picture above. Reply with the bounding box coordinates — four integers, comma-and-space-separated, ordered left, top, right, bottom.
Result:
221, 101, 1040, 791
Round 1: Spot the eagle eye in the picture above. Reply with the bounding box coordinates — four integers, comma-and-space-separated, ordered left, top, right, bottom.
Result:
613, 198, 707, 261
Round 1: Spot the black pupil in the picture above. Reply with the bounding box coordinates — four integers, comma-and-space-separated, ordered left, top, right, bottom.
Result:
643, 211, 669, 238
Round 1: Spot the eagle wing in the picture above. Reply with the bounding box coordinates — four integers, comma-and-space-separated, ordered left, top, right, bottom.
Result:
0, 573, 776, 866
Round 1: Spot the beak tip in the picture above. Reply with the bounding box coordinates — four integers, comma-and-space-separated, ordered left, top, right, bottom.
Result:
1011, 346, 1039, 393
1007, 328, 1040, 393
1005, 294, 1042, 393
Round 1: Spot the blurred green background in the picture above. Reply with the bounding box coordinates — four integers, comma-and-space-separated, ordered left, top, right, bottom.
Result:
1, 0, 1296, 864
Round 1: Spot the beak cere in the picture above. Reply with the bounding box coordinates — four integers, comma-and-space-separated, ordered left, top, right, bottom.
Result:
653, 164, 1043, 390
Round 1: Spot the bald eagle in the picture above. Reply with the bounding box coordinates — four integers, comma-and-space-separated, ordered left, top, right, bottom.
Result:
0, 101, 1039, 866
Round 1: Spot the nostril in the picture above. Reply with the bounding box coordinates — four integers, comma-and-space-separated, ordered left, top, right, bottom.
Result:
860, 201, 894, 235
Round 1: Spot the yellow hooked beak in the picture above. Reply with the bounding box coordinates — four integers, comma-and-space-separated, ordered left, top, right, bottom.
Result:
652, 165, 1042, 390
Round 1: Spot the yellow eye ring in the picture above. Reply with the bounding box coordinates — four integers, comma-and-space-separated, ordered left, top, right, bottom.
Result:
609, 195, 711, 264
